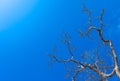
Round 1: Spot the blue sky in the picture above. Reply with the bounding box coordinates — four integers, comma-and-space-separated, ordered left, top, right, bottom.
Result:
0, 0, 120, 81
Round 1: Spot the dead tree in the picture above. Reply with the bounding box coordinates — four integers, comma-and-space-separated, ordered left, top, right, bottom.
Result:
49, 5, 120, 81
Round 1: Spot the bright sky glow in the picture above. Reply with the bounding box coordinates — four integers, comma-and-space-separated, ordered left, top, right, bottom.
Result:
0, 0, 38, 31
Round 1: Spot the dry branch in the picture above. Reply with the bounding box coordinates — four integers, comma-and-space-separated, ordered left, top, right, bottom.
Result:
50, 5, 120, 81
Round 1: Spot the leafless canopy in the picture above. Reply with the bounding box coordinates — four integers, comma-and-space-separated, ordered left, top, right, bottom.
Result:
49, 5, 120, 81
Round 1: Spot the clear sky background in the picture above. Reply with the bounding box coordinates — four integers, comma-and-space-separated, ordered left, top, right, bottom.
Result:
0, 0, 120, 81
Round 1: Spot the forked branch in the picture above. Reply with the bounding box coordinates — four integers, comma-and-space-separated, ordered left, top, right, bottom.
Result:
50, 5, 120, 81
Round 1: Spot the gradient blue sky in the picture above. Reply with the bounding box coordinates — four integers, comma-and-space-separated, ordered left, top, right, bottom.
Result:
0, 0, 120, 81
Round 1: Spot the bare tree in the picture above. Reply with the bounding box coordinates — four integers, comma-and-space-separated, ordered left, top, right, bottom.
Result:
49, 5, 120, 81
